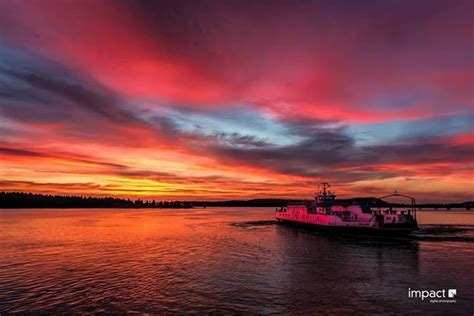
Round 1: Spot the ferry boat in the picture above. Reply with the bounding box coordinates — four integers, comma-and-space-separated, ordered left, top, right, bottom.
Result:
275, 183, 418, 236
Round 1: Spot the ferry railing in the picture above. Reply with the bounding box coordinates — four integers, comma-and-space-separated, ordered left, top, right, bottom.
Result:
378, 192, 417, 221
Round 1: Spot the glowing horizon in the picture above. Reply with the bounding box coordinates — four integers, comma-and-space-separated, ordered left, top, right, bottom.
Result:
0, 0, 473, 203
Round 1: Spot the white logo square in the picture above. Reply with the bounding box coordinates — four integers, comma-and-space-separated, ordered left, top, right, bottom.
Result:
448, 289, 457, 298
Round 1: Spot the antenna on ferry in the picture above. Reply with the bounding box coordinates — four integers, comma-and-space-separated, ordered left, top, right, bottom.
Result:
321, 182, 330, 194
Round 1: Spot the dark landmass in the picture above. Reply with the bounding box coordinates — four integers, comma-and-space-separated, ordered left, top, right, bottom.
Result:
0, 192, 192, 209
192, 197, 473, 210
0, 191, 472, 210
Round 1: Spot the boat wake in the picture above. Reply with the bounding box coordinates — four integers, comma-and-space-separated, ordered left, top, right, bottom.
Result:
231, 220, 276, 228
412, 225, 474, 242
232, 221, 474, 242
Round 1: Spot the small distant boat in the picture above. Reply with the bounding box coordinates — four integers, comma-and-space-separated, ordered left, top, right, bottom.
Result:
275, 182, 418, 236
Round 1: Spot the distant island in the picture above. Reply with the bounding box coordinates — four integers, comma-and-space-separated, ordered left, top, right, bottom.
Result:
1, 191, 472, 210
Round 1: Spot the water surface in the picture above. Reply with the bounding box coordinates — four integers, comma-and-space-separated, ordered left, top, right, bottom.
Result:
1, 208, 473, 314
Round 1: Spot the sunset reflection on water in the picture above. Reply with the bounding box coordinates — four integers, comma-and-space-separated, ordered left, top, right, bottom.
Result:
0, 208, 473, 314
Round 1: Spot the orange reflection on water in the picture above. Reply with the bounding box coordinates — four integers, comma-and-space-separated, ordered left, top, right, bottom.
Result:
0, 208, 473, 314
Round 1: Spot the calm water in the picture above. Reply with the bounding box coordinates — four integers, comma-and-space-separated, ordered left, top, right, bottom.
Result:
0, 208, 473, 315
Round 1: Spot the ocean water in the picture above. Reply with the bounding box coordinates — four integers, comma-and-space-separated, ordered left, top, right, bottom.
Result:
0, 208, 473, 315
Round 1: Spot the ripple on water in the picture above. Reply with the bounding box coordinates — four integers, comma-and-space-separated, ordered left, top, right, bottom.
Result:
1, 209, 473, 314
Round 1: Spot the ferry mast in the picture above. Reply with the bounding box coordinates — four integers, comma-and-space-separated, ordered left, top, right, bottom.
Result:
315, 182, 336, 213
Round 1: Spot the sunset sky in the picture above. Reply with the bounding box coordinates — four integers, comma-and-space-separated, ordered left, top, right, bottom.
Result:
0, 0, 473, 202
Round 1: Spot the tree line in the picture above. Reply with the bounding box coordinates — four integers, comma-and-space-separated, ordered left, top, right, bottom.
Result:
0, 192, 193, 208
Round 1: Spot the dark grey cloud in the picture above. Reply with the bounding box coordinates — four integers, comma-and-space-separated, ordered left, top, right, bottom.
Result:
202, 121, 474, 181
0, 45, 137, 125
209, 132, 271, 148
0, 44, 180, 149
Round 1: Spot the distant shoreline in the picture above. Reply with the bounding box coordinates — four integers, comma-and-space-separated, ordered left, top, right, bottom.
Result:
1, 207, 472, 211
1, 191, 472, 210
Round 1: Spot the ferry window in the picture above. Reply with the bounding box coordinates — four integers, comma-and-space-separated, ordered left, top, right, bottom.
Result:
361, 205, 372, 213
